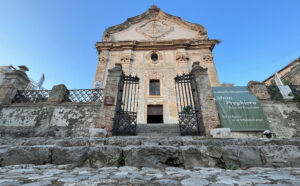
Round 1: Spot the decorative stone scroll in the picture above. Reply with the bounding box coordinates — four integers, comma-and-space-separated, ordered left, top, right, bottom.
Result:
203, 54, 214, 63
120, 50, 133, 64
176, 49, 189, 63
99, 56, 108, 63
99, 50, 109, 63
120, 55, 133, 64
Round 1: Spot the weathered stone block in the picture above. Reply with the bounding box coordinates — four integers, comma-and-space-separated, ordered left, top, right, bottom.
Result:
0, 107, 40, 127
0, 86, 17, 104
123, 145, 182, 168
210, 128, 231, 138
51, 147, 89, 166
222, 146, 263, 169
48, 84, 68, 103
0, 146, 51, 166
180, 145, 222, 169
89, 128, 107, 137
248, 81, 271, 100
260, 145, 300, 167
88, 146, 122, 168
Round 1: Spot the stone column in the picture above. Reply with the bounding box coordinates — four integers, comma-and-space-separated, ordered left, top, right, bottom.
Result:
191, 62, 220, 136
247, 81, 270, 100
0, 66, 30, 104
95, 63, 123, 136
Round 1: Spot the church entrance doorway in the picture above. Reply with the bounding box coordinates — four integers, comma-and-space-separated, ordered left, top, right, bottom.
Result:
147, 105, 163, 123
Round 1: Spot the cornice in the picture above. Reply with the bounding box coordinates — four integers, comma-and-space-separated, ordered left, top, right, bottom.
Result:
95, 39, 220, 52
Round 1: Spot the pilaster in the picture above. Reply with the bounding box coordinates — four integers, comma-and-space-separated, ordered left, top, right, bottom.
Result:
95, 63, 123, 136
191, 62, 220, 136
0, 67, 30, 104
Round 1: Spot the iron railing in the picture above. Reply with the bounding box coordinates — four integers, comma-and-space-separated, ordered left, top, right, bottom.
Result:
113, 73, 140, 136
12, 90, 50, 103
174, 73, 204, 135
65, 89, 103, 103
12, 89, 103, 104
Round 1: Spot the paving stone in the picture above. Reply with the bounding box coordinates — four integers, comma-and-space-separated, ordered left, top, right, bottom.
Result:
181, 177, 210, 186
0, 164, 299, 185
154, 179, 179, 185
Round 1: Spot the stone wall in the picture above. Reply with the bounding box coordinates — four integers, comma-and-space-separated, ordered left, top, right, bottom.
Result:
230, 100, 300, 138
261, 100, 300, 138
0, 104, 102, 137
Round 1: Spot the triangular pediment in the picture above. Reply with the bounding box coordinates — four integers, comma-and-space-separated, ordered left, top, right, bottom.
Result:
102, 5, 208, 42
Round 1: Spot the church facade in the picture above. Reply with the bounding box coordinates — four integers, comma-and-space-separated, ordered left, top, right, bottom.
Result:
93, 6, 220, 124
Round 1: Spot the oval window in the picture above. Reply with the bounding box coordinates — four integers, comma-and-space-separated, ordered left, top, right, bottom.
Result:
151, 53, 158, 61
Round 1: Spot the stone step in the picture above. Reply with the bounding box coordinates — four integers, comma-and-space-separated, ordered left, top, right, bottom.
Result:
0, 137, 299, 170
136, 124, 180, 136
137, 133, 180, 137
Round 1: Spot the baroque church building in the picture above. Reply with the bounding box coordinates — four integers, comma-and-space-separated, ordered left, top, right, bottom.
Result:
93, 5, 220, 124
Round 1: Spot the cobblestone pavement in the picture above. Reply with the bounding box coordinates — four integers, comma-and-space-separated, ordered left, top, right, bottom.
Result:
0, 164, 299, 186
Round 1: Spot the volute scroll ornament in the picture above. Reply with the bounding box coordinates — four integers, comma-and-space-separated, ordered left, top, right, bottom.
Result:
203, 54, 214, 63
176, 53, 189, 63
99, 56, 108, 63
120, 56, 133, 64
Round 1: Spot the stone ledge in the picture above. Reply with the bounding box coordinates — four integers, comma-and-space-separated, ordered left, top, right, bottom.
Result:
0, 137, 299, 169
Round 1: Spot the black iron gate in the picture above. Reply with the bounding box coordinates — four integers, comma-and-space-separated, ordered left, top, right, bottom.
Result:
113, 73, 140, 135
174, 73, 205, 135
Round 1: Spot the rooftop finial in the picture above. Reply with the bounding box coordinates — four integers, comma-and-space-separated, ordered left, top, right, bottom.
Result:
149, 5, 160, 11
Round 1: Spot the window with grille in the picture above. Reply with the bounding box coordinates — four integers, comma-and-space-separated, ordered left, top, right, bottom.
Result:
150, 79, 160, 95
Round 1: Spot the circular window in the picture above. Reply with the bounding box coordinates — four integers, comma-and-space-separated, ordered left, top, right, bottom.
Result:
151, 53, 158, 61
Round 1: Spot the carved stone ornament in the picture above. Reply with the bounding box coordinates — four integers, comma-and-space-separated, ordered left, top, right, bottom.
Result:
99, 56, 108, 63
203, 54, 214, 63
120, 55, 133, 64
102, 5, 208, 41
136, 19, 174, 40
176, 53, 189, 63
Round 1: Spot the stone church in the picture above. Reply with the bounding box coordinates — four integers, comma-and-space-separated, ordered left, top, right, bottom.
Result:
93, 5, 220, 124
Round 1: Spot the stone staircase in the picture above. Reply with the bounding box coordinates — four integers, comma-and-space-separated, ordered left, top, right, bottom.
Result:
136, 124, 180, 137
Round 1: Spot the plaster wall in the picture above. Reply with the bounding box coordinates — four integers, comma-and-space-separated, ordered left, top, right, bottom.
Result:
0, 104, 102, 137
111, 19, 199, 41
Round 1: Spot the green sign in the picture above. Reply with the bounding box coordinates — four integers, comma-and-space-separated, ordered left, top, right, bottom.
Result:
212, 86, 269, 131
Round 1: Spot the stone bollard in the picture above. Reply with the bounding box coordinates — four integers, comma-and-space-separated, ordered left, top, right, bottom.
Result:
0, 66, 30, 104
95, 63, 123, 136
48, 84, 68, 103
191, 61, 220, 136
247, 81, 270, 100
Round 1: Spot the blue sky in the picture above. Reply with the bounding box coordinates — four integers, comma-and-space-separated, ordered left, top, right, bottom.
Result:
0, 0, 299, 89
